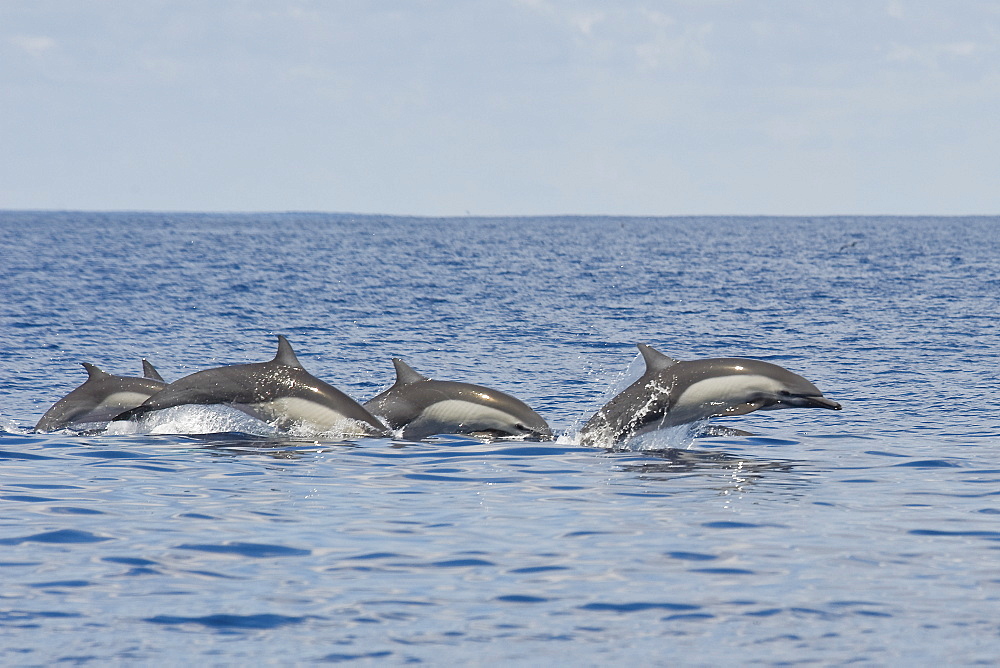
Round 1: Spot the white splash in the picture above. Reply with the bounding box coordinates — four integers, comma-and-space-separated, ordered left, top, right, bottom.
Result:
105, 405, 277, 436
0, 416, 29, 435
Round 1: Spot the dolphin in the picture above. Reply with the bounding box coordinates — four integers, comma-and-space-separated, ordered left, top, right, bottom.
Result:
364, 357, 553, 441
579, 344, 841, 445
113, 336, 389, 438
35, 359, 168, 432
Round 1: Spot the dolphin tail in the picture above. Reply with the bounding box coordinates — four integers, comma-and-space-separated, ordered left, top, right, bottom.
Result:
111, 405, 151, 422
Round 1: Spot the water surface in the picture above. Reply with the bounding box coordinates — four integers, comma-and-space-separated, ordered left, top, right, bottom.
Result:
1, 212, 998, 664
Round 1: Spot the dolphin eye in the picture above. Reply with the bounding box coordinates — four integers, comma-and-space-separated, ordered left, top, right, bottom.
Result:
778, 390, 792, 397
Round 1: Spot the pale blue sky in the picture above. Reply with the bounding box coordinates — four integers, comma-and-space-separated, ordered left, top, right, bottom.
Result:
3, 1, 999, 215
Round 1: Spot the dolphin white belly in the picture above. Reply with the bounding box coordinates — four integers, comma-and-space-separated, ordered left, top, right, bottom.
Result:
94, 391, 164, 415
402, 400, 525, 438
668, 374, 783, 424
241, 397, 372, 436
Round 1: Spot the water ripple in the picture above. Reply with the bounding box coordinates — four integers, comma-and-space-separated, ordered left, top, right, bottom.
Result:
2, 214, 998, 665
319, 651, 394, 663
908, 529, 1000, 540
701, 521, 784, 529
495, 595, 550, 603
578, 602, 701, 613
174, 542, 311, 557
666, 551, 718, 561
0, 449, 60, 461
143, 613, 315, 630
28, 580, 91, 589
0, 529, 112, 545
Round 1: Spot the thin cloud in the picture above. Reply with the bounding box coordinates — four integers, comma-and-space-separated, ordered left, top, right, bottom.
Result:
887, 41, 986, 67
2, 1, 999, 214
9, 34, 57, 56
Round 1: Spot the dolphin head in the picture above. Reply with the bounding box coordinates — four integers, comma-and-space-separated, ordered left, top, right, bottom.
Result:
756, 388, 842, 411
674, 358, 842, 418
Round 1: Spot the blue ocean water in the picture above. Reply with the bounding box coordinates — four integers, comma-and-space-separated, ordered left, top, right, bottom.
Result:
1, 212, 999, 664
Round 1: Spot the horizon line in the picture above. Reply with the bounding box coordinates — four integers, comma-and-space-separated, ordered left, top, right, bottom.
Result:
1, 208, 998, 220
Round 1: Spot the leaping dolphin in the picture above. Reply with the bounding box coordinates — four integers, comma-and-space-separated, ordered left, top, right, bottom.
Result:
579, 344, 841, 445
35, 360, 168, 432
113, 336, 389, 438
364, 358, 553, 441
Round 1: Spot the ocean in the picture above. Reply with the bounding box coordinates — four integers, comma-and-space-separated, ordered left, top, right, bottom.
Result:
1, 212, 998, 665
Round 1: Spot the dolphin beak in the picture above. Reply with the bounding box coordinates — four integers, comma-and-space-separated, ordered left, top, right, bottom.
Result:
519, 425, 554, 441
804, 396, 841, 410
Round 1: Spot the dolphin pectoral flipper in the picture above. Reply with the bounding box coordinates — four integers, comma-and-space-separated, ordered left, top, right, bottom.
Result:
718, 400, 768, 416
112, 405, 147, 423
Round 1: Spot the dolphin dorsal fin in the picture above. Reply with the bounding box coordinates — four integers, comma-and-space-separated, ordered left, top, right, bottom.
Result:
392, 358, 428, 386
273, 335, 303, 368
637, 344, 679, 374
81, 362, 109, 380
142, 359, 164, 381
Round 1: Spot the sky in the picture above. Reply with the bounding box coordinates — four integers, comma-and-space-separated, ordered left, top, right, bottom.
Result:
2, 1, 1000, 216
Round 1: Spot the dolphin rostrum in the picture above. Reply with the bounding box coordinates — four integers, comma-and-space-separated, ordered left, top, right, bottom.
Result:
579, 344, 841, 445
113, 336, 389, 438
364, 358, 553, 441
35, 360, 168, 432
